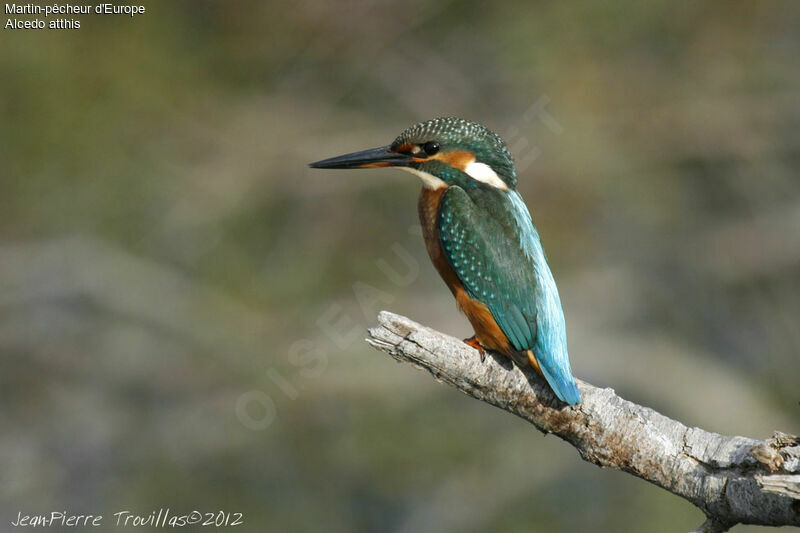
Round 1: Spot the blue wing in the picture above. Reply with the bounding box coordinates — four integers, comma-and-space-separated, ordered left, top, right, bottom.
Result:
438, 186, 580, 404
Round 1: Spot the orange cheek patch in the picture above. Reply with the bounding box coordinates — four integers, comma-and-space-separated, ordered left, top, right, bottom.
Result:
411, 149, 476, 170
406, 147, 475, 172
432, 150, 475, 171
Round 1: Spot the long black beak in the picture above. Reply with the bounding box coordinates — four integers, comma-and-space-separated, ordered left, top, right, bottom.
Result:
309, 145, 412, 169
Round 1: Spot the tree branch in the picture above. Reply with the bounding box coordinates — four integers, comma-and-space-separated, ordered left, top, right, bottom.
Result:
366, 311, 800, 531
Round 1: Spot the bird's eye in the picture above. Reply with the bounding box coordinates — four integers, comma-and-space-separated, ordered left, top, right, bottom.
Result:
422, 141, 440, 156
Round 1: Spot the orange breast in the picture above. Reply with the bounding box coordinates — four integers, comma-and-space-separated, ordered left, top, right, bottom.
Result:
417, 188, 513, 356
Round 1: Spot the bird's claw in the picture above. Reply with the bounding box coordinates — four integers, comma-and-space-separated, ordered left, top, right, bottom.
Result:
464, 336, 486, 362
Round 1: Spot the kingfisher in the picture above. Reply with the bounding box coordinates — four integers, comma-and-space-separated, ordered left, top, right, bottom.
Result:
309, 117, 580, 405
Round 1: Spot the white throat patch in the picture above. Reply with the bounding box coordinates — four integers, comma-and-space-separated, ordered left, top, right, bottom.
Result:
399, 167, 448, 190
464, 161, 508, 190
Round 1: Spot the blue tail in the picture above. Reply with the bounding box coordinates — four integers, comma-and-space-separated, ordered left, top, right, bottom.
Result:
538, 358, 581, 405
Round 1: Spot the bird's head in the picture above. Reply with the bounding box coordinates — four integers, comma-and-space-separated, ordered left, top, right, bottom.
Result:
309, 117, 517, 190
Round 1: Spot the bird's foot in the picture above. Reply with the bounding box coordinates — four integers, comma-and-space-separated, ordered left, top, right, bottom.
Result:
463, 336, 486, 362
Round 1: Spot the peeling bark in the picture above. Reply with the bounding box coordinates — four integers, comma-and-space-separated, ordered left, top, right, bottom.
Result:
366, 311, 800, 531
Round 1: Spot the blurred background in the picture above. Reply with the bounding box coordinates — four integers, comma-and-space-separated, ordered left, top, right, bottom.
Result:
1, 1, 799, 531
